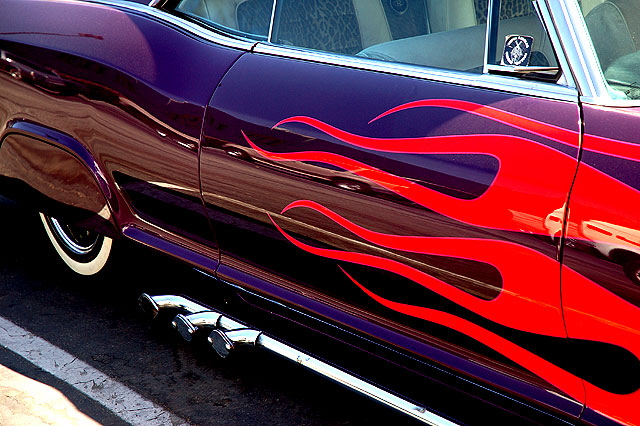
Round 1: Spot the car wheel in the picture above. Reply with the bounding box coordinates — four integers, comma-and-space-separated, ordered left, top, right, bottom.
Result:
623, 259, 640, 286
39, 213, 113, 276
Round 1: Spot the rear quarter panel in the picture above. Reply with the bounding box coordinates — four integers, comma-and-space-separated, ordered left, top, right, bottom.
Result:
0, 0, 243, 252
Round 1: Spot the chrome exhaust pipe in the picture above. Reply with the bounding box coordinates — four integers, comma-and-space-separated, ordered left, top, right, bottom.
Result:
208, 329, 262, 358
139, 294, 458, 426
172, 312, 222, 342
138, 293, 206, 319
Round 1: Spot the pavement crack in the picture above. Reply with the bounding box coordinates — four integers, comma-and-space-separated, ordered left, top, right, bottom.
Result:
63, 357, 77, 368
124, 407, 155, 413
0, 324, 30, 339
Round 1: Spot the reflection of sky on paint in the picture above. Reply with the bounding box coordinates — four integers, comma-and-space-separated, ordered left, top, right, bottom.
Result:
0, 2, 157, 82
384, 153, 498, 187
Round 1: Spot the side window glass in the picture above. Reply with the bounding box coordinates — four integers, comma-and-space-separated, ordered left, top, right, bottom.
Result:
486, 0, 560, 74
581, 0, 640, 100
272, 0, 489, 73
175, 0, 274, 39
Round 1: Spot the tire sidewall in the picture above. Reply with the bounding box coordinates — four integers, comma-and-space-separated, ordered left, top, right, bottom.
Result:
39, 213, 113, 276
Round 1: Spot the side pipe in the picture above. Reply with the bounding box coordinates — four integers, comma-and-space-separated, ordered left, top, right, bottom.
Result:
138, 293, 206, 319
138, 294, 459, 426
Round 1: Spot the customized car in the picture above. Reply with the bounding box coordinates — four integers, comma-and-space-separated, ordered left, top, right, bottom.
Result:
2, 0, 640, 424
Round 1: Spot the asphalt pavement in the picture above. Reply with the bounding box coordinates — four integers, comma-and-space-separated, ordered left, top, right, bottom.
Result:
0, 195, 416, 426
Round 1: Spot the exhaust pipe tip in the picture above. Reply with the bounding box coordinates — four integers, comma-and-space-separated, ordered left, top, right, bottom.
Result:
172, 314, 198, 342
208, 329, 234, 358
208, 328, 261, 358
138, 293, 160, 319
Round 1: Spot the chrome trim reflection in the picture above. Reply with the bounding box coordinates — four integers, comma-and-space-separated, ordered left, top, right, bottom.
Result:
142, 294, 458, 426
84, 0, 255, 50
482, 0, 496, 74
544, 0, 608, 101
48, 217, 99, 256
253, 43, 578, 102
267, 0, 277, 43
531, 0, 574, 88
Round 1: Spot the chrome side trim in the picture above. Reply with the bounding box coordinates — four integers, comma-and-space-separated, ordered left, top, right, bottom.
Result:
84, 0, 256, 50
252, 43, 578, 102
140, 294, 459, 426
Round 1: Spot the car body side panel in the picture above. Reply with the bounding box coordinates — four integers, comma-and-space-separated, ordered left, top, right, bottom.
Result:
562, 104, 640, 426
201, 52, 584, 417
0, 0, 244, 255
0, 131, 116, 237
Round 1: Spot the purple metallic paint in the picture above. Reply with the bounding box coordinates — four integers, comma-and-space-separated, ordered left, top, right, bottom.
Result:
0, 0, 245, 256
200, 52, 584, 418
3, 0, 640, 424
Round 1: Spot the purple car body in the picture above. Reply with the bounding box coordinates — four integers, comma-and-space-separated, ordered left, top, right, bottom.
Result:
2, 0, 640, 424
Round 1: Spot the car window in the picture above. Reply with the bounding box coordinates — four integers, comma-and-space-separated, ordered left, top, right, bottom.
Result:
486, 0, 559, 70
175, 0, 274, 39
172, 0, 561, 80
269, 0, 559, 77
273, 0, 489, 73
581, 0, 640, 100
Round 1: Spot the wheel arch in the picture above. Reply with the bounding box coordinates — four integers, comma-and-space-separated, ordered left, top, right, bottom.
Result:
0, 121, 118, 238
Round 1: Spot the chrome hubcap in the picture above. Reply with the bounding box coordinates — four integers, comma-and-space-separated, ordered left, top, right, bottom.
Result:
48, 217, 100, 256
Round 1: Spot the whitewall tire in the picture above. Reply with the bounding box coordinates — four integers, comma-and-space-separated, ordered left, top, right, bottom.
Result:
39, 213, 113, 276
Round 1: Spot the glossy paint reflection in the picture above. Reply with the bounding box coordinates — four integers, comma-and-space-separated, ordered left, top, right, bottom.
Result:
202, 53, 584, 415
0, 0, 245, 254
561, 104, 640, 425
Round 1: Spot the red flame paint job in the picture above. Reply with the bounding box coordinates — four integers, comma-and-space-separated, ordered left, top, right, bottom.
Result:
243, 100, 640, 425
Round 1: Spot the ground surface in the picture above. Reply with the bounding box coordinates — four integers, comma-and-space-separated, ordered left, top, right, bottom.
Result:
0, 195, 416, 426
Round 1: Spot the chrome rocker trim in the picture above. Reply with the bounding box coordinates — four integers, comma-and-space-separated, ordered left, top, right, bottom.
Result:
138, 293, 459, 426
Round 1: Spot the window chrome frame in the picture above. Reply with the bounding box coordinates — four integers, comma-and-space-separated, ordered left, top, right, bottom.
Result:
542, 0, 606, 103
482, 0, 499, 74
253, 0, 578, 103
144, 0, 632, 107
543, 0, 640, 107
253, 43, 577, 102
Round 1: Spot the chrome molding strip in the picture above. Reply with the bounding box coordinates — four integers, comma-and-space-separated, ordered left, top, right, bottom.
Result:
94, 0, 579, 103
482, 0, 497, 74
531, 0, 574, 88
84, 0, 256, 50
266, 0, 277, 43
544, 0, 609, 103
97, 0, 639, 107
253, 43, 578, 102
140, 294, 460, 426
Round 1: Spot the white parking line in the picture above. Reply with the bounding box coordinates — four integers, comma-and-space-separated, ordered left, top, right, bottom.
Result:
0, 316, 191, 426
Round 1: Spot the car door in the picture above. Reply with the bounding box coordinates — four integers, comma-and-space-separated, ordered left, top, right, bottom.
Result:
199, 0, 584, 417
557, 1, 640, 424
